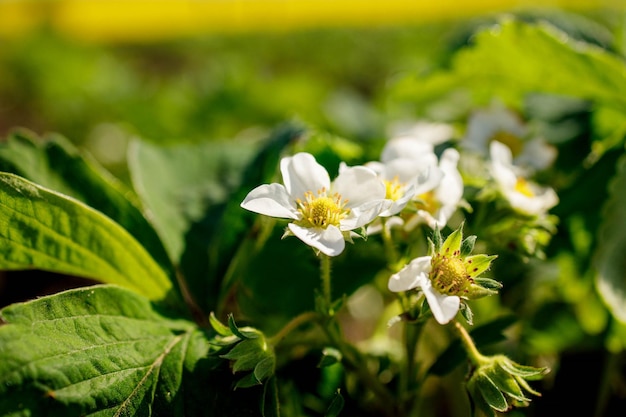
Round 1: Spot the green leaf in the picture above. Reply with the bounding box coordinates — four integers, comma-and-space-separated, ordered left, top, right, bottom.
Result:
0, 130, 176, 282
0, 285, 205, 416
0, 172, 173, 302
128, 138, 258, 264
595, 151, 626, 323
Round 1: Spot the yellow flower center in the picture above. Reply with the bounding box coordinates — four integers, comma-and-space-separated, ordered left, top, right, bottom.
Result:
491, 131, 523, 158
296, 188, 350, 229
429, 253, 472, 295
514, 177, 535, 197
384, 176, 404, 201
416, 190, 440, 214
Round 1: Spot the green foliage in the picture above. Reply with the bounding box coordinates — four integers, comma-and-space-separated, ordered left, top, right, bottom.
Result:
0, 285, 204, 416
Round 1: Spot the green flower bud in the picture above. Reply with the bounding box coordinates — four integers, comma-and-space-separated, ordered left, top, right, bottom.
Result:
467, 354, 549, 415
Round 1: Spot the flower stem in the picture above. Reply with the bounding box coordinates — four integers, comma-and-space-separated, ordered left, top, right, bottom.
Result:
453, 320, 488, 365
320, 253, 332, 309
381, 218, 400, 267
268, 311, 320, 347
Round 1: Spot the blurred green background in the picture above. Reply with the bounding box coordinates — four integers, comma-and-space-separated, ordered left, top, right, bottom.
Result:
0, 1, 622, 180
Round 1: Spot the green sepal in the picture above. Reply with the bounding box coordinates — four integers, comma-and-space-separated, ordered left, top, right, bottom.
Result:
254, 355, 276, 382
441, 223, 464, 256
489, 367, 531, 403
461, 235, 477, 257
465, 254, 497, 278
209, 312, 232, 337
460, 302, 474, 326
475, 373, 509, 412
466, 278, 502, 299
228, 314, 259, 340
221, 339, 267, 373
498, 357, 549, 380
430, 227, 443, 253
235, 372, 263, 389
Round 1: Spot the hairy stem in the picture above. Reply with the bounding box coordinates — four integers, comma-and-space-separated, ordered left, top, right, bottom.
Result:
268, 311, 320, 347
454, 320, 487, 365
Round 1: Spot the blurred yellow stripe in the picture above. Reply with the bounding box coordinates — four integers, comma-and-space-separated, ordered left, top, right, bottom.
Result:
0, 0, 622, 43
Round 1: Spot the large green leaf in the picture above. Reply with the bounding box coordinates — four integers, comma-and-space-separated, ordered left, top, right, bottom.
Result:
595, 151, 626, 323
128, 138, 259, 264
0, 130, 176, 282
128, 125, 303, 314
0, 285, 201, 416
389, 18, 626, 145
0, 172, 173, 302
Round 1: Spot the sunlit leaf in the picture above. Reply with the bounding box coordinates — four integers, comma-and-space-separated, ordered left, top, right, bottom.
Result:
0, 172, 173, 302
0, 285, 203, 416
0, 130, 176, 282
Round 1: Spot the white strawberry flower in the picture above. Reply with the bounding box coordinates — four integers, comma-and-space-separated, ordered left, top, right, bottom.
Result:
240, 152, 386, 257
489, 141, 558, 216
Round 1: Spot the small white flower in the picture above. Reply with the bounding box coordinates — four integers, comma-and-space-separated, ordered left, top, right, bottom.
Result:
241, 152, 386, 257
463, 103, 557, 170
388, 256, 460, 325
490, 141, 559, 216
366, 155, 443, 217
375, 133, 464, 230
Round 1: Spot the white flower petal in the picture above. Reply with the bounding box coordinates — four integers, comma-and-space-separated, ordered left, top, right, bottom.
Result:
240, 183, 299, 219
288, 223, 345, 256
436, 148, 464, 206
388, 256, 432, 292
333, 165, 386, 207
412, 164, 444, 196
281, 152, 330, 199
341, 199, 385, 230
421, 278, 460, 324
506, 186, 559, 215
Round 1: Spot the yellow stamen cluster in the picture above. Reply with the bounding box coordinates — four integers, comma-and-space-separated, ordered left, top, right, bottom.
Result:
416, 190, 440, 214
514, 177, 535, 197
384, 176, 404, 201
429, 249, 473, 296
296, 188, 350, 229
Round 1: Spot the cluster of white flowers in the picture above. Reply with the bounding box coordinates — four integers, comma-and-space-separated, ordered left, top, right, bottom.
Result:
241, 108, 560, 325
241, 132, 464, 258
